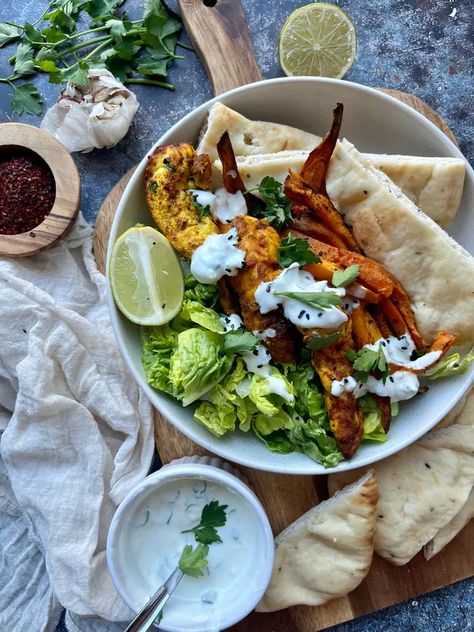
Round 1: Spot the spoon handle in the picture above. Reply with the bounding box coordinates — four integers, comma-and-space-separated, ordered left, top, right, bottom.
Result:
124, 567, 184, 632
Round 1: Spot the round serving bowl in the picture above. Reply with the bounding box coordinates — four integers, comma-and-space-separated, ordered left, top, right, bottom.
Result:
107, 457, 274, 631
0, 123, 80, 257
106, 77, 474, 474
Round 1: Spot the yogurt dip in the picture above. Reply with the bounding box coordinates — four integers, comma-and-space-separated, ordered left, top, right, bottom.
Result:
107, 463, 274, 632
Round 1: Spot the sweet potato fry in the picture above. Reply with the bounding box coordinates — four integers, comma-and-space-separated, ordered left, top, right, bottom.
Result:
374, 396, 392, 432
351, 303, 382, 348
300, 103, 343, 194
379, 296, 426, 349
390, 285, 426, 349
311, 322, 364, 459
287, 230, 397, 297
290, 211, 350, 249
368, 305, 393, 338
285, 171, 361, 251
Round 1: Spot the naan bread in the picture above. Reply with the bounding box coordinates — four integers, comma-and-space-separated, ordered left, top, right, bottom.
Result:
202, 103, 465, 226
256, 471, 378, 612
328, 424, 474, 565
326, 140, 474, 344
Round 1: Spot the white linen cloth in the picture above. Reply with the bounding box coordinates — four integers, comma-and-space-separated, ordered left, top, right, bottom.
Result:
0, 214, 154, 631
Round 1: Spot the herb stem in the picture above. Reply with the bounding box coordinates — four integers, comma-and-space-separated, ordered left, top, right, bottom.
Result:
59, 34, 112, 57
176, 40, 195, 52
82, 37, 113, 61
124, 78, 175, 90
4, 21, 23, 30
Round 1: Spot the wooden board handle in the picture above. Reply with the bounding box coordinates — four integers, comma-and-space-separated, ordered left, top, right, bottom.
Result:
177, 0, 263, 96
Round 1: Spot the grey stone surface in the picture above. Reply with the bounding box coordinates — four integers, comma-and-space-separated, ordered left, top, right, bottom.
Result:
0, 1, 472, 630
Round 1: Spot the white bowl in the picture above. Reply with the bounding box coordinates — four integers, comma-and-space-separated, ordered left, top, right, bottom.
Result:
106, 77, 474, 475
106, 458, 274, 631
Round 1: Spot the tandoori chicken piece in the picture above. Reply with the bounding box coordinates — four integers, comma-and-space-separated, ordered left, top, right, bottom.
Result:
145, 143, 218, 259
310, 321, 364, 458
228, 215, 300, 364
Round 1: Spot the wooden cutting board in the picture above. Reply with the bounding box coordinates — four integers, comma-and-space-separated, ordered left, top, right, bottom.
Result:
94, 1, 473, 629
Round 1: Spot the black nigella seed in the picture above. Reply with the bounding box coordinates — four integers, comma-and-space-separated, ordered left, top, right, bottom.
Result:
266, 285, 271, 293
305, 313, 310, 320
252, 349, 259, 356
453, 363, 459, 368
425, 463, 431, 469
152, 241, 156, 245
225, 268, 231, 273
257, 364, 263, 369
224, 317, 230, 322
401, 346, 408, 351
389, 376, 395, 383
343, 378, 349, 384
22, 328, 26, 333
345, 303, 350, 310
363, 190, 368, 195
226, 219, 231, 224
353, 299, 358, 305
230, 325, 235, 330
318, 312, 323, 317
318, 251, 323, 256
298, 310, 305, 319
386, 339, 390, 344
162, 303, 166, 308
381, 341, 386, 347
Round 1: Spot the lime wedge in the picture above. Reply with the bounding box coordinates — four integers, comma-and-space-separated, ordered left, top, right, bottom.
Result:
279, 3, 357, 79
110, 226, 183, 326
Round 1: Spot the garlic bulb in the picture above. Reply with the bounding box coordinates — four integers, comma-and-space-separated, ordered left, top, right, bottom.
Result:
41, 69, 139, 153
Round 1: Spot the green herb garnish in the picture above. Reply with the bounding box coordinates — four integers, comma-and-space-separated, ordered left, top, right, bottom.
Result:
251, 176, 292, 230
274, 290, 342, 310
278, 234, 320, 268
347, 343, 389, 383
178, 543, 209, 577
332, 264, 359, 288
425, 352, 474, 380
182, 500, 228, 545
306, 331, 341, 350
224, 330, 259, 354
191, 196, 211, 219
0, 0, 188, 115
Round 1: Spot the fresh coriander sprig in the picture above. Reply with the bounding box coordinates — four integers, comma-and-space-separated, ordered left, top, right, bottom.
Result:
178, 500, 228, 578
250, 176, 292, 230
347, 343, 389, 383
274, 290, 342, 310
191, 196, 211, 220
224, 330, 259, 354
0, 0, 189, 115
306, 331, 340, 350
278, 234, 320, 268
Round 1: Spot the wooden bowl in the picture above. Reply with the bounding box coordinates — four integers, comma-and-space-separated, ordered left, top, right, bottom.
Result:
0, 123, 80, 257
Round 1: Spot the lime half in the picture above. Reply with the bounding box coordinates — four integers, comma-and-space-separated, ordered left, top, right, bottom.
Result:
279, 3, 357, 79
110, 226, 183, 326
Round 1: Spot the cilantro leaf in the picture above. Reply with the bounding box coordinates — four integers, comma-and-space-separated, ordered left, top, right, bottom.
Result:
252, 176, 292, 230
178, 543, 209, 578
274, 290, 342, 310
190, 195, 211, 219
13, 43, 36, 79
306, 331, 341, 350
10, 83, 43, 115
0, 23, 21, 48
194, 525, 222, 545
61, 60, 89, 86
332, 264, 360, 288
278, 234, 320, 268
224, 330, 259, 354
200, 500, 228, 528
347, 343, 389, 383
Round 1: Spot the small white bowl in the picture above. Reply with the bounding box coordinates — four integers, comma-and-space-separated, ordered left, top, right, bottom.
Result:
106, 458, 274, 631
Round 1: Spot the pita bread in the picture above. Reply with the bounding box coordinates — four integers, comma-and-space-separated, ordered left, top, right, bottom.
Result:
201, 103, 465, 226
256, 471, 378, 612
328, 424, 474, 565
326, 140, 474, 344
424, 487, 474, 560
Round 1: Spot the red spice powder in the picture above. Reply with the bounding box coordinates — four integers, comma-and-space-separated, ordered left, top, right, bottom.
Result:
0, 150, 56, 235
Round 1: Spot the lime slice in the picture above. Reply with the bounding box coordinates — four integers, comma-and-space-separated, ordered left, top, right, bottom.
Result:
110, 226, 183, 326
279, 3, 357, 79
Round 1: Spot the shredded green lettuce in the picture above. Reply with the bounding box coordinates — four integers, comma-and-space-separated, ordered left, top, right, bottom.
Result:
184, 274, 219, 307
173, 300, 224, 333
288, 417, 343, 468
360, 395, 387, 443
425, 352, 474, 380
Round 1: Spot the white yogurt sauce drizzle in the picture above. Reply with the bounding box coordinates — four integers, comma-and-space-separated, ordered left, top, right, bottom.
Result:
255, 263, 347, 329
330, 333, 442, 402
123, 477, 265, 632
252, 328, 277, 341
190, 228, 245, 284
220, 313, 243, 332
242, 344, 293, 402
188, 188, 247, 225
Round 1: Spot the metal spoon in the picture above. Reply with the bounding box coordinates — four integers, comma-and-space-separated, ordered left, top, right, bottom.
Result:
124, 567, 184, 632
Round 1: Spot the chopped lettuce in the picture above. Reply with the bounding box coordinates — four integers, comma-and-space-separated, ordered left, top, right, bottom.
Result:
184, 273, 219, 307
252, 427, 294, 454
425, 352, 474, 380
248, 372, 294, 416
360, 395, 387, 443
174, 300, 224, 333
142, 325, 177, 395
253, 410, 294, 436
285, 362, 327, 423
170, 329, 233, 406
288, 417, 343, 468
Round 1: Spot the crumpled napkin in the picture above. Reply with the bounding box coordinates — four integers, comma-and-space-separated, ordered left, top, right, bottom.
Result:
0, 214, 154, 632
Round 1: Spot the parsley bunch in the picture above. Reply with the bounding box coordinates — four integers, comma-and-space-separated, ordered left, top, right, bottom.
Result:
0, 0, 190, 115
178, 500, 228, 578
